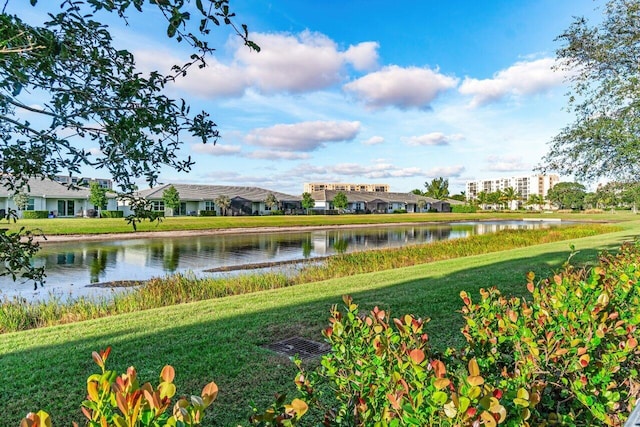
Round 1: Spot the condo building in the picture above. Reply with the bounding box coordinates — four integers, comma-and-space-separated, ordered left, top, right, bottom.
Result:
466, 174, 560, 208
303, 183, 389, 193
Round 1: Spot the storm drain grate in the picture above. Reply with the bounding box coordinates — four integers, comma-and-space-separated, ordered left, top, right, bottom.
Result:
264, 336, 330, 360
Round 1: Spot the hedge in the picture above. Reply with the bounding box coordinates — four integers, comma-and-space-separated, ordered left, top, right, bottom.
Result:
22, 211, 49, 219
100, 210, 124, 218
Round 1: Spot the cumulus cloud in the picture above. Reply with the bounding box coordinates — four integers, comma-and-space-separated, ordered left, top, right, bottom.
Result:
425, 165, 466, 177
245, 150, 310, 160
344, 42, 379, 71
292, 162, 427, 179
245, 120, 361, 151
135, 31, 380, 98
485, 155, 530, 172
343, 65, 458, 109
459, 58, 565, 107
405, 132, 465, 146
235, 31, 380, 93
362, 136, 384, 146
191, 143, 242, 156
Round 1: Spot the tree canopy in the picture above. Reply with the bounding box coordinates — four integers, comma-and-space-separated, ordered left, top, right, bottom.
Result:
89, 182, 108, 211
162, 185, 181, 212
333, 191, 348, 212
546, 182, 587, 210
541, 0, 640, 181
301, 192, 315, 213
424, 177, 449, 200
0, 0, 257, 285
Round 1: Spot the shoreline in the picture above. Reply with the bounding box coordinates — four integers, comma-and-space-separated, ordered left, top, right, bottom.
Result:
33, 221, 474, 244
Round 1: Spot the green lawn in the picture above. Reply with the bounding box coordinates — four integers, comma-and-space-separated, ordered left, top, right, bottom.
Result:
5, 210, 637, 235
1, 220, 639, 426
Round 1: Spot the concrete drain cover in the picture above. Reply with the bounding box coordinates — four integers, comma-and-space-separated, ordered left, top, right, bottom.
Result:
264, 336, 331, 360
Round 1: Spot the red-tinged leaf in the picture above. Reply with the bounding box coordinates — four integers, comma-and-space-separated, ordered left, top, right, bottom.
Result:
202, 381, 219, 407
577, 347, 587, 356
144, 389, 156, 410
81, 407, 92, 421
431, 360, 446, 378
434, 378, 451, 390
393, 318, 404, 330
409, 348, 425, 364
493, 389, 503, 399
160, 365, 175, 383
387, 393, 401, 410
628, 337, 638, 349
526, 281, 535, 293
324, 326, 333, 338
116, 393, 128, 414
92, 351, 104, 369
466, 407, 477, 418
101, 347, 112, 362
553, 274, 562, 285
579, 354, 590, 368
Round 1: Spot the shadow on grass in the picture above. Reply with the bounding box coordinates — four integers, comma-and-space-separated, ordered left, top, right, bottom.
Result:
0, 239, 630, 426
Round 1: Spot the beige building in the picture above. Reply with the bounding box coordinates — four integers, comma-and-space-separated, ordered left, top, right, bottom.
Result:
303, 183, 389, 193
466, 174, 560, 209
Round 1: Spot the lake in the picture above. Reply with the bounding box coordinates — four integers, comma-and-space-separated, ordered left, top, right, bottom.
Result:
1, 220, 567, 301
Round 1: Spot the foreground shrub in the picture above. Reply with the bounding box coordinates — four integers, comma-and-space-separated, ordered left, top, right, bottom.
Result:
262, 241, 640, 426
21, 347, 220, 427
452, 205, 477, 213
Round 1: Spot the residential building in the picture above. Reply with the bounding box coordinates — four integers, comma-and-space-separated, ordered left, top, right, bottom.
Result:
311, 190, 450, 213
134, 184, 301, 216
53, 175, 113, 189
0, 177, 118, 217
466, 174, 560, 209
303, 183, 389, 193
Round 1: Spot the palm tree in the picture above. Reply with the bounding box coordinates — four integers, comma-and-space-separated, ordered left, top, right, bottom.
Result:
214, 195, 231, 216
527, 194, 544, 211
477, 191, 489, 210
501, 187, 520, 210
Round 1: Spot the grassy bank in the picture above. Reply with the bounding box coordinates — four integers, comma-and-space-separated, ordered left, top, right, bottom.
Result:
0, 224, 616, 333
3, 210, 637, 236
1, 221, 639, 426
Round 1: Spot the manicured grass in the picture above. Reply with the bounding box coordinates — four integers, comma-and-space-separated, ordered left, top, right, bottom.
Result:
3, 210, 638, 236
2, 221, 639, 426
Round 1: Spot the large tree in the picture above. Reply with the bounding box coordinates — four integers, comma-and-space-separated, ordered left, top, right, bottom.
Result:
547, 182, 587, 210
301, 192, 315, 214
162, 185, 181, 214
0, 0, 257, 286
542, 0, 640, 181
424, 177, 449, 200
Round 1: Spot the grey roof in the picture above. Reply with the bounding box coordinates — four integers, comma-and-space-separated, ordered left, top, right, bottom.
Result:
137, 183, 301, 202
0, 177, 91, 199
311, 190, 442, 204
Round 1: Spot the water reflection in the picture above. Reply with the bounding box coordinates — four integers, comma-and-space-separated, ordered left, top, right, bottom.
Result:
1, 220, 566, 300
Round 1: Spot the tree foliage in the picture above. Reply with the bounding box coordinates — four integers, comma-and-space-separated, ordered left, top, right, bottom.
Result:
333, 191, 348, 212
162, 185, 181, 212
542, 0, 640, 181
424, 177, 449, 200
301, 192, 315, 213
214, 194, 231, 216
12, 192, 29, 211
0, 0, 257, 285
546, 182, 586, 210
89, 182, 108, 210
264, 193, 279, 210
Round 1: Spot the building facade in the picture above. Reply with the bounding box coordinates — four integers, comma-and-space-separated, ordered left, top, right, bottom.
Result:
303, 183, 389, 193
466, 174, 560, 209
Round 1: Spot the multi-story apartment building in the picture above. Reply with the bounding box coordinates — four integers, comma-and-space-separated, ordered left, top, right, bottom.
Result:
303, 183, 389, 193
54, 175, 113, 190
466, 174, 560, 208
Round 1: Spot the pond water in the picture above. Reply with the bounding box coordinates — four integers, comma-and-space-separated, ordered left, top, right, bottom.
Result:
1, 220, 566, 301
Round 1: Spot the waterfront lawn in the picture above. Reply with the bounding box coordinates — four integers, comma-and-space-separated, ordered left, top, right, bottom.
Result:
1, 221, 639, 426
3, 210, 638, 235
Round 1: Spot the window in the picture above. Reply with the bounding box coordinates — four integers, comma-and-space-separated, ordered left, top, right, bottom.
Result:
27, 198, 35, 211
151, 201, 165, 211
204, 201, 215, 210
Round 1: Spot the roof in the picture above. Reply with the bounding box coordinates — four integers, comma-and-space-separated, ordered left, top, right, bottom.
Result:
311, 190, 442, 204
137, 183, 301, 202
0, 177, 92, 199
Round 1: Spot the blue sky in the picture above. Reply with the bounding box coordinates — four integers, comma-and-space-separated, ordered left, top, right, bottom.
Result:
15, 1, 602, 195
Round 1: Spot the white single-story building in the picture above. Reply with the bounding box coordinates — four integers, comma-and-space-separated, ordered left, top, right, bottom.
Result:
310, 190, 451, 213
0, 177, 118, 217
133, 183, 302, 216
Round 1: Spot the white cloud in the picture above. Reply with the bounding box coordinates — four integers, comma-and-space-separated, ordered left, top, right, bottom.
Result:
344, 42, 380, 71
235, 31, 380, 93
343, 65, 458, 109
293, 162, 427, 179
362, 136, 384, 146
191, 143, 242, 156
425, 165, 466, 177
459, 58, 565, 107
485, 155, 530, 172
245, 150, 310, 160
87, 147, 103, 156
405, 132, 465, 146
245, 120, 361, 151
